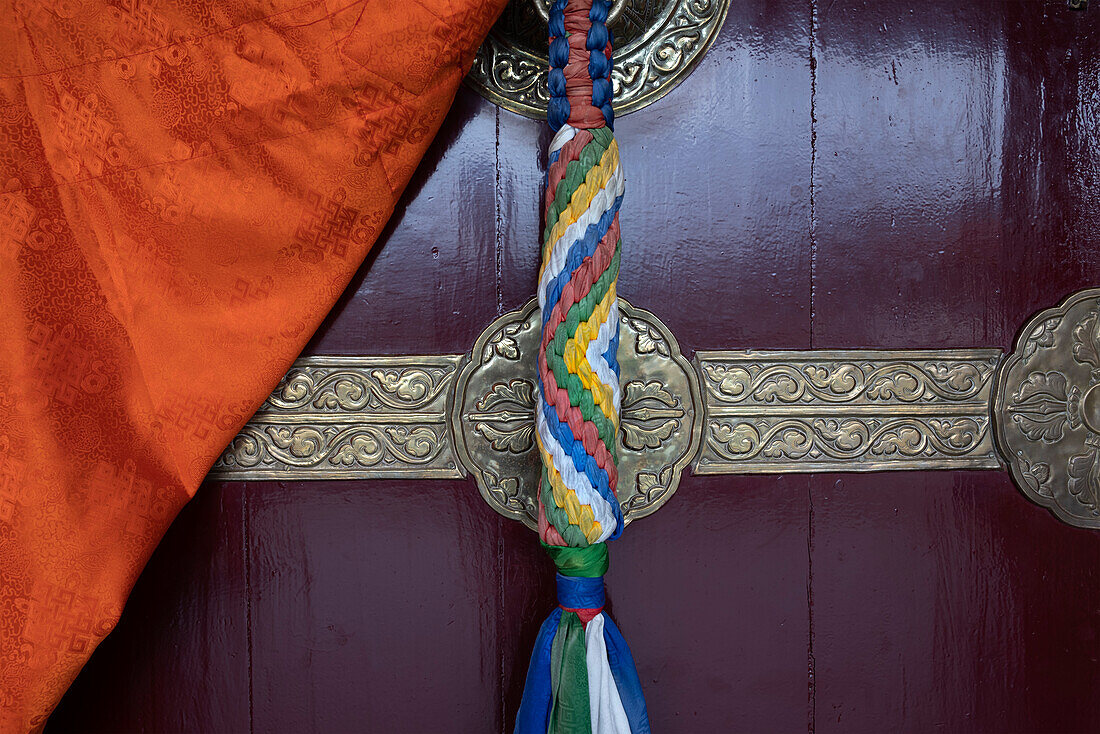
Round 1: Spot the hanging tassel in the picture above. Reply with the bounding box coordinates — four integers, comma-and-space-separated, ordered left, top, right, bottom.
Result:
516, 0, 650, 730
516, 545, 648, 734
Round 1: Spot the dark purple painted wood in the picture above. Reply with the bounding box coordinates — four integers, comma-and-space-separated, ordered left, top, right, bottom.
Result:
48, 1, 1100, 732
47, 481, 250, 733
247, 480, 504, 732
810, 4, 1100, 732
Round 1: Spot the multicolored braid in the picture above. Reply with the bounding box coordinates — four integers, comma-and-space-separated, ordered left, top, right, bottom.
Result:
515, 1, 650, 732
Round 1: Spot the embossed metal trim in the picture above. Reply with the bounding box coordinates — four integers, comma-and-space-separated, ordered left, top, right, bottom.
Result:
994, 288, 1100, 528
464, 0, 730, 118
210, 288, 1100, 532
694, 350, 1003, 473
451, 298, 702, 530
209, 356, 464, 480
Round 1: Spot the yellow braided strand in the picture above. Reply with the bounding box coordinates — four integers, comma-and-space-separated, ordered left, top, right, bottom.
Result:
543, 142, 618, 265
536, 433, 604, 544
562, 283, 617, 425
538, 141, 620, 281
541, 445, 601, 540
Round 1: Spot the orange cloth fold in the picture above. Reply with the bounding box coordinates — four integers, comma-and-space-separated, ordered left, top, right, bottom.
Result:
0, 0, 504, 728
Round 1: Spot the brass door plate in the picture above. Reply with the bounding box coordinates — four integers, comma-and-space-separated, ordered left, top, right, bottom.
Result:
994, 290, 1100, 528
209, 288, 1100, 531
449, 299, 701, 528
464, 0, 730, 118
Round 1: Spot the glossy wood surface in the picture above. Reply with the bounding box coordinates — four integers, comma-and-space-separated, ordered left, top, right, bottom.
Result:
48, 1, 1100, 732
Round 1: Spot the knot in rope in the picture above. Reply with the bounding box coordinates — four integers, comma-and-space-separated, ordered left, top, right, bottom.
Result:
546, 544, 609, 623
557, 575, 605, 625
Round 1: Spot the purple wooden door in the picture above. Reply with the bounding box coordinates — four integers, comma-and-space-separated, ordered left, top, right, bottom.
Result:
47, 1, 1100, 732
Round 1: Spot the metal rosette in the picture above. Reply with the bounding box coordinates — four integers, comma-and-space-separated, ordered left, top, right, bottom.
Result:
994, 288, 1100, 528
465, 0, 731, 118
451, 298, 702, 529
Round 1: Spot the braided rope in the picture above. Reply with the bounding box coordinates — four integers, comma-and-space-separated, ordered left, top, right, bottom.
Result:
516, 3, 650, 730
538, 0, 621, 552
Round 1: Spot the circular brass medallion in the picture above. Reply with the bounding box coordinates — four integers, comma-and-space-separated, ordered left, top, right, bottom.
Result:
465, 0, 730, 119
451, 298, 702, 529
994, 288, 1100, 528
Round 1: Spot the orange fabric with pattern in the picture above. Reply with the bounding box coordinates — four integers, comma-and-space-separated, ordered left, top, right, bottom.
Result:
0, 0, 504, 728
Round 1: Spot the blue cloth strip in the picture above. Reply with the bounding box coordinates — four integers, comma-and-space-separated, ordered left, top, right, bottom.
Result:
548, 0, 567, 36
514, 607, 563, 734
603, 615, 650, 734
556, 572, 605, 609
548, 0, 570, 131
586, 0, 614, 128
537, 389, 623, 536
602, 328, 620, 379
542, 194, 623, 327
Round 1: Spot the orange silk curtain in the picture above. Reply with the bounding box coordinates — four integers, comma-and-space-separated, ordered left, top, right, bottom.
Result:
0, 0, 505, 728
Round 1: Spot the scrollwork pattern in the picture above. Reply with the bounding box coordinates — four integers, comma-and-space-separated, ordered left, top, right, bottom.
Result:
1068, 439, 1100, 512
625, 316, 671, 357
620, 380, 684, 450
1072, 309, 1100, 373
482, 320, 525, 362
454, 298, 700, 528
625, 466, 674, 513
482, 467, 533, 517
615, 0, 717, 104
701, 359, 996, 406
465, 376, 687, 457
1005, 371, 1071, 443
468, 379, 536, 454
214, 424, 449, 471
994, 292, 1100, 528
1023, 317, 1059, 362
708, 417, 989, 464
697, 350, 1001, 473
266, 363, 453, 413
210, 355, 463, 479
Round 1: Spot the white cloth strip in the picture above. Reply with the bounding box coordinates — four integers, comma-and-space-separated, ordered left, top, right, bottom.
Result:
585, 614, 632, 734
586, 298, 622, 412
535, 414, 617, 538
538, 161, 624, 309
550, 124, 577, 155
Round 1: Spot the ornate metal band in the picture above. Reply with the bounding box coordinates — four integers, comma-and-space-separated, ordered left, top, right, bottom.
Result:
210, 356, 464, 480
695, 350, 1003, 474
210, 289, 1100, 531
464, 0, 730, 118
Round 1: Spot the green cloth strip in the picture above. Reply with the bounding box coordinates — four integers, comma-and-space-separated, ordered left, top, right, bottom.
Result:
544, 242, 622, 459
544, 135, 612, 242
548, 610, 592, 734
543, 541, 609, 577
542, 468, 593, 548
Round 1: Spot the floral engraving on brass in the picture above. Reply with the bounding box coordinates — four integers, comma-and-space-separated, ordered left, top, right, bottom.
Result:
209, 357, 464, 480
694, 351, 1003, 473
450, 298, 702, 530
209, 288, 1100, 532
994, 289, 1100, 528
464, 0, 730, 118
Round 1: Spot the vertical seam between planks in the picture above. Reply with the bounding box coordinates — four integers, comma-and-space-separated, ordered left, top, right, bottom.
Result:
495, 104, 506, 732
809, 0, 819, 351
498, 519, 506, 732
243, 484, 254, 734
807, 2, 818, 733
495, 106, 504, 316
